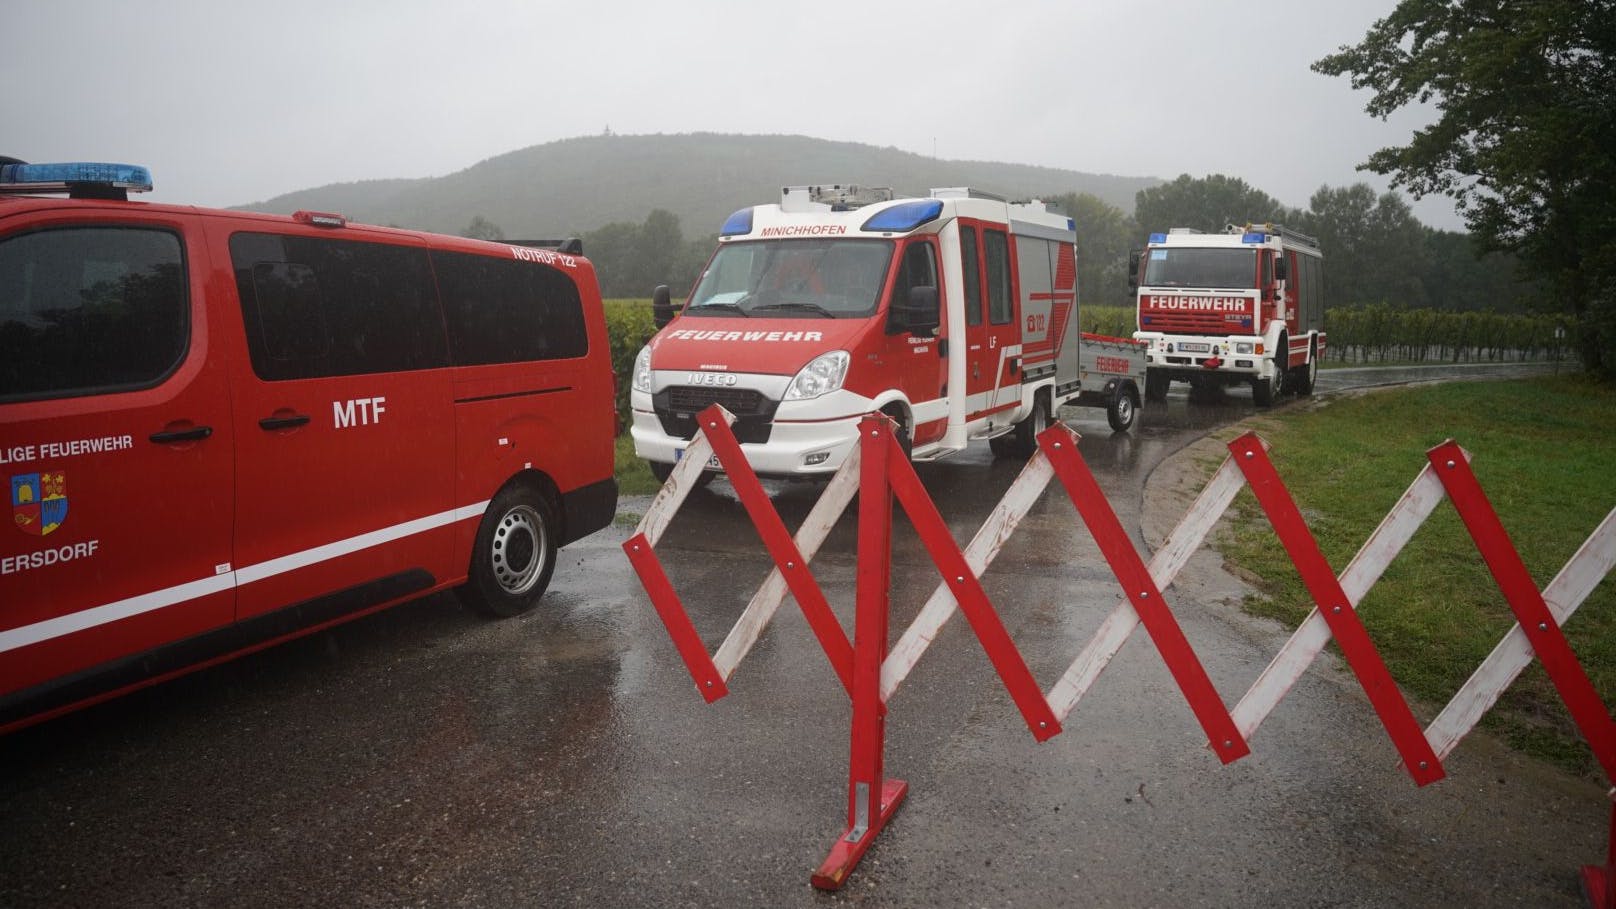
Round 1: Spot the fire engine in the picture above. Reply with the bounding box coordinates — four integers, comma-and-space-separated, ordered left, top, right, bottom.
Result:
0, 159, 618, 732
630, 184, 1145, 481
1130, 224, 1325, 406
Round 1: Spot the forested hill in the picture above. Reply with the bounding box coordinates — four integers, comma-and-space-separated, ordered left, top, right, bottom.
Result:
235, 133, 1159, 238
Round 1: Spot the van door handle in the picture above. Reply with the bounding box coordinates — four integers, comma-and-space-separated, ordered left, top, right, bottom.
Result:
149, 426, 214, 444
258, 414, 311, 431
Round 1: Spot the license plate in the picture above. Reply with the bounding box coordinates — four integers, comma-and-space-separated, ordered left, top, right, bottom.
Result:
1178, 342, 1211, 353
675, 448, 723, 470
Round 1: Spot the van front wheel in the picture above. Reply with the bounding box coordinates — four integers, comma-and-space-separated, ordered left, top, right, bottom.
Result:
458, 482, 559, 618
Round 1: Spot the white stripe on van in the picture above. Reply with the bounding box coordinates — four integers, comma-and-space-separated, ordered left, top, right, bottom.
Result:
0, 574, 238, 656
0, 499, 491, 655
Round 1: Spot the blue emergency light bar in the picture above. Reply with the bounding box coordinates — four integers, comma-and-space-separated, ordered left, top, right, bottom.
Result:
861, 199, 943, 233
1241, 231, 1267, 244
1149, 232, 1167, 244
0, 161, 153, 193
720, 207, 754, 236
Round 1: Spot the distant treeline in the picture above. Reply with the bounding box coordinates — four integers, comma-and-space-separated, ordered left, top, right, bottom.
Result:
463, 173, 1537, 314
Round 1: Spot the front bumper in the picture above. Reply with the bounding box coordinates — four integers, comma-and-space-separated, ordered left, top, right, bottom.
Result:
631, 409, 865, 476
630, 381, 882, 477
1136, 332, 1273, 378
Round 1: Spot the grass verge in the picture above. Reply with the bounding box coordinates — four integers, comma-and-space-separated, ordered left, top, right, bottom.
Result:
1215, 375, 1616, 775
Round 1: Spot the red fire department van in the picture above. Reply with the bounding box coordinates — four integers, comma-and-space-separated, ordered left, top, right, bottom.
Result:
0, 161, 618, 732
1130, 223, 1325, 406
629, 185, 1143, 482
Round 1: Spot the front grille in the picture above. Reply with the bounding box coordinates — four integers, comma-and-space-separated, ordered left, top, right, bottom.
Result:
1141, 311, 1252, 334
654, 385, 777, 443
665, 386, 767, 416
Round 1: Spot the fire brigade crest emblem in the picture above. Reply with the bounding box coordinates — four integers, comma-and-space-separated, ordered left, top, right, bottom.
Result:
11, 471, 68, 537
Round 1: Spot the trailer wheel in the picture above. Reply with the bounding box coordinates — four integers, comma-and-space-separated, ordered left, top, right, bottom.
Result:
457, 480, 559, 618
1292, 340, 1318, 396
1107, 384, 1140, 433
1144, 368, 1169, 402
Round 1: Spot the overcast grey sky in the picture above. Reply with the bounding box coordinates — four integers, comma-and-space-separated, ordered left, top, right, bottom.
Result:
2, 0, 1463, 229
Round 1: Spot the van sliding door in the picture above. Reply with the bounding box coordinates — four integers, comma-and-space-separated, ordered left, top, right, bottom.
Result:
224, 231, 455, 623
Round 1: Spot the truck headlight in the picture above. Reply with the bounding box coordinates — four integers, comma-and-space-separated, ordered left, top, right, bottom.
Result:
785, 350, 850, 400
1235, 342, 1254, 354
633, 346, 653, 393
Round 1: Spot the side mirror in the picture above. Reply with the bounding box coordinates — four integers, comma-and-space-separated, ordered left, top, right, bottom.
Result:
1274, 256, 1289, 283
1127, 249, 1141, 292
652, 284, 675, 329
891, 285, 940, 335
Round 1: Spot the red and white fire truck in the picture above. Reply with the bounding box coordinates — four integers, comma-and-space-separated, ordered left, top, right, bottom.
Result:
1130, 223, 1325, 406
629, 185, 1145, 480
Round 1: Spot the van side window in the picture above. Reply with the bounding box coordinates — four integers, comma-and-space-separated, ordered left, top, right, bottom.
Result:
890, 241, 937, 305
984, 229, 1012, 325
959, 226, 982, 327
432, 251, 589, 365
0, 227, 187, 402
230, 233, 447, 381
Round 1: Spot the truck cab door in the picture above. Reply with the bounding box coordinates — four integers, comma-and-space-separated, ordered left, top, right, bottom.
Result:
885, 238, 946, 444
1278, 249, 1301, 367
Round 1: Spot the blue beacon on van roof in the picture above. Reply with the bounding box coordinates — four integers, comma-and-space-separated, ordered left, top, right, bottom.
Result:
0, 161, 154, 194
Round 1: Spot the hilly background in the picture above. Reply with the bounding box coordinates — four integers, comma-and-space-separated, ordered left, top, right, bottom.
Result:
237, 132, 1160, 239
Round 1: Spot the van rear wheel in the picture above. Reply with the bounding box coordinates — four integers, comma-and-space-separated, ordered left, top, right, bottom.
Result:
458, 482, 559, 618
1015, 395, 1050, 455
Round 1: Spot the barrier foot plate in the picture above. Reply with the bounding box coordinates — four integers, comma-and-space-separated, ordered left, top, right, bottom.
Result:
1583, 864, 1616, 909
810, 779, 908, 891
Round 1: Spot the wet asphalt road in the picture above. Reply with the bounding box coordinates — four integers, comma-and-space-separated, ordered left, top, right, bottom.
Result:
2, 361, 1601, 908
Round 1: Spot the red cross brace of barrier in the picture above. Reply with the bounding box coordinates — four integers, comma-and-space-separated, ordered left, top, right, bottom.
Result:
622, 404, 1616, 902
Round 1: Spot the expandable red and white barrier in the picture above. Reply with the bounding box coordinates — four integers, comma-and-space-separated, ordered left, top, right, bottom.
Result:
623, 404, 1616, 902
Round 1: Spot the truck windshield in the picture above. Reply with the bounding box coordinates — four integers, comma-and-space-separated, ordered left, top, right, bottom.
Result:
686, 239, 894, 318
1143, 248, 1257, 289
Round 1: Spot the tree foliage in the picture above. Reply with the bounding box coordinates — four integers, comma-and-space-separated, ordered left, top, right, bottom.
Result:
582, 209, 712, 298
1048, 192, 1135, 307
1133, 174, 1294, 235
1314, 0, 1616, 376
1302, 183, 1429, 309
460, 215, 506, 242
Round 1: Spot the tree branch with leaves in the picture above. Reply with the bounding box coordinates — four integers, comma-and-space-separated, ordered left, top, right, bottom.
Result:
1314, 0, 1616, 377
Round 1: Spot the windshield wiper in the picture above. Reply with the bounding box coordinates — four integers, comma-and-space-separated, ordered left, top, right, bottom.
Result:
686, 301, 750, 316
751, 301, 836, 318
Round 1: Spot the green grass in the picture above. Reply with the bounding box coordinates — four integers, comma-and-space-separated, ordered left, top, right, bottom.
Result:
1215, 375, 1616, 774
